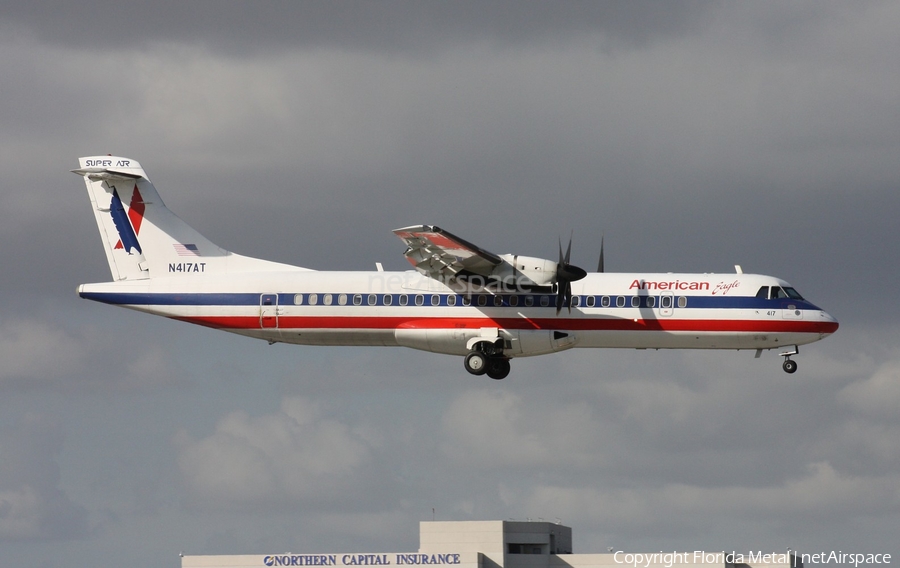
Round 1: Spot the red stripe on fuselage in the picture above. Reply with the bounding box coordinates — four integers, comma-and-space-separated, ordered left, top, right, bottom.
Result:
171, 315, 839, 335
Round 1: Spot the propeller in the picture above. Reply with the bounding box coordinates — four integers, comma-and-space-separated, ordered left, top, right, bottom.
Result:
597, 235, 604, 273
556, 235, 588, 314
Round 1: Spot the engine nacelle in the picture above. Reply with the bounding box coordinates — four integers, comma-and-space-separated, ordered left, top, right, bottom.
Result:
492, 254, 558, 288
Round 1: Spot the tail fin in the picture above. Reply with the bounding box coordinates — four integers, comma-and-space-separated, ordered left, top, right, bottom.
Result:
74, 156, 307, 281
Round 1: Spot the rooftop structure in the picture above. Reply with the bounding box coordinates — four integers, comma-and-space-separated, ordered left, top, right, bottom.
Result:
181, 520, 800, 568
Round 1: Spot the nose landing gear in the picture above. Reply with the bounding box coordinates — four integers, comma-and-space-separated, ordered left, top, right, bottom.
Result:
780, 345, 799, 374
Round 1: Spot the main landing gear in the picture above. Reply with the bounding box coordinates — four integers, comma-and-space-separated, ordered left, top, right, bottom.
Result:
780, 345, 799, 374
464, 341, 511, 380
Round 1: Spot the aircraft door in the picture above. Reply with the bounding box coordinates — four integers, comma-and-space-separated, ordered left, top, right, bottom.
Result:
260, 294, 279, 328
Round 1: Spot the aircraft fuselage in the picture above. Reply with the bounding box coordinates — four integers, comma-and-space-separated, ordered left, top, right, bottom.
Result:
79, 270, 838, 356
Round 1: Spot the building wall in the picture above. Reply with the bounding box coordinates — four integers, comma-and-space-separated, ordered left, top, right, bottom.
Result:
181, 521, 798, 568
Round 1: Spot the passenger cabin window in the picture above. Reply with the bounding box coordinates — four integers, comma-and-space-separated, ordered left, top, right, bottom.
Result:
338, 294, 347, 305
646, 296, 656, 308
399, 294, 408, 306
447, 295, 457, 306
415, 295, 424, 306
493, 295, 503, 306
586, 296, 596, 308
572, 296, 581, 307
478, 295, 487, 306
631, 296, 640, 308
678, 296, 687, 308
601, 296, 610, 308
323, 294, 333, 306
431, 295, 440, 306
368, 294, 377, 306
540, 295, 550, 307
309, 293, 318, 305
615, 296, 625, 308
294, 294, 303, 305
660, 295, 673, 309
384, 294, 392, 306
353, 294, 362, 306
525, 296, 534, 307
509, 295, 519, 307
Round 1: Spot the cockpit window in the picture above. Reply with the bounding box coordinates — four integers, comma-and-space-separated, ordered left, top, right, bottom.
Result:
783, 287, 804, 300
770, 286, 804, 300
756, 286, 769, 299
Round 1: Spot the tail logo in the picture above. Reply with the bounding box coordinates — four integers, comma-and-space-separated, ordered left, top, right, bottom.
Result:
111, 185, 145, 254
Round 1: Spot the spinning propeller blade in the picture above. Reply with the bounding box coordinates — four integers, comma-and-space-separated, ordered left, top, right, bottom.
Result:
556, 235, 587, 314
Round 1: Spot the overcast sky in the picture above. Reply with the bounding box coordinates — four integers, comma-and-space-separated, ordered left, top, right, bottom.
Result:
2, 2, 899, 567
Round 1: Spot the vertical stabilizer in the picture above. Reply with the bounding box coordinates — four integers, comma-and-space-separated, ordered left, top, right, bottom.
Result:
74, 156, 306, 281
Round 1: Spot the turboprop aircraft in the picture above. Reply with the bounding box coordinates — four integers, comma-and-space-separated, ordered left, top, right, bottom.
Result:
74, 156, 838, 380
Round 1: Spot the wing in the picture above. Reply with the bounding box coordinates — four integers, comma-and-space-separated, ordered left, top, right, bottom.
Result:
393, 225, 502, 282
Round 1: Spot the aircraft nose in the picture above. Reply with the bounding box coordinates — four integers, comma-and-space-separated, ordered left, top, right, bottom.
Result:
820, 311, 839, 335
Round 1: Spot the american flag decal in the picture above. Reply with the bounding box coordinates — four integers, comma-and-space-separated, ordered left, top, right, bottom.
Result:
173, 243, 200, 256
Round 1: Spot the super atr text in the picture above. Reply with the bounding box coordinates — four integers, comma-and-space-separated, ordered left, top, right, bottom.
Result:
264, 554, 462, 567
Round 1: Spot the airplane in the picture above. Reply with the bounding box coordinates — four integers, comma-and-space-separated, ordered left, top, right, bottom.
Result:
73, 156, 839, 380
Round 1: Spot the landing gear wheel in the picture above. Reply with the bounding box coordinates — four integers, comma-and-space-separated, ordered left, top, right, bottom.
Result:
464, 351, 488, 375
782, 359, 798, 374
486, 358, 511, 380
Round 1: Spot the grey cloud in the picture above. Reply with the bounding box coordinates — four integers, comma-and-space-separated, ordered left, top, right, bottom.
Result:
4, 1, 719, 53
0, 414, 89, 541
175, 397, 383, 511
